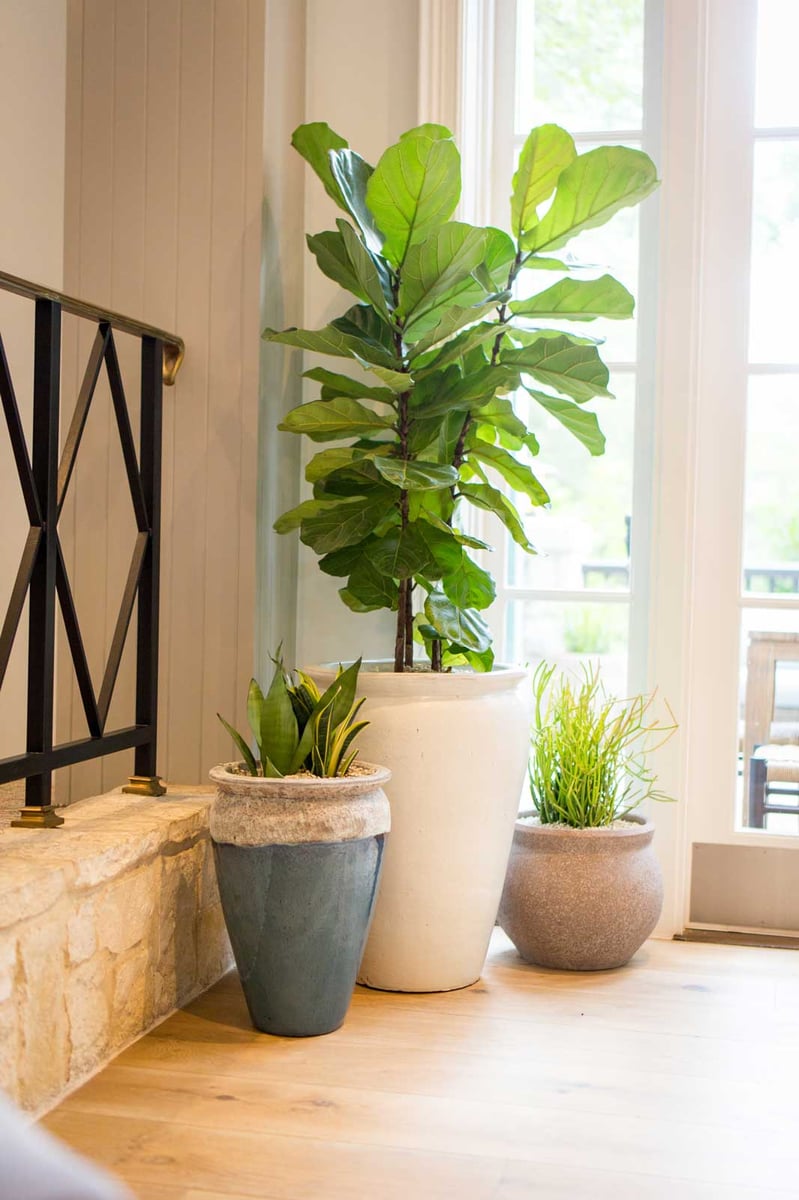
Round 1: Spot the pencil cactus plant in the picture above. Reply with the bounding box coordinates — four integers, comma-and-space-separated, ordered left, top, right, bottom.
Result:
265, 121, 659, 672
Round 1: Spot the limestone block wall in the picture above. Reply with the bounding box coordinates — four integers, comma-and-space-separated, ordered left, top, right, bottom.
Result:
0, 789, 232, 1115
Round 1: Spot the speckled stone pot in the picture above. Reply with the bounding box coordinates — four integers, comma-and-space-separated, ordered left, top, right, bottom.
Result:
209, 763, 390, 1036
497, 815, 663, 971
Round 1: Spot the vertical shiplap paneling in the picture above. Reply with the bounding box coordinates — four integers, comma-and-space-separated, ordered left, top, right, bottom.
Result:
201, 0, 248, 767
143, 0, 181, 777
166, 0, 214, 784
100, 0, 148, 792
62, 0, 262, 793
68, 0, 115, 802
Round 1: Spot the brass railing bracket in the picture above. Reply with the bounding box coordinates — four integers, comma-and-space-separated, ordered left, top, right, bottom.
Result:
11, 805, 65, 828
123, 775, 167, 797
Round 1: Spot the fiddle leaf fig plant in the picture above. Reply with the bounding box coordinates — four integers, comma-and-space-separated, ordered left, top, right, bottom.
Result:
218, 657, 368, 778
265, 121, 659, 672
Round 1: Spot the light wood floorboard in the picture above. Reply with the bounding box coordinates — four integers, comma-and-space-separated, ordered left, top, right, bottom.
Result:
43, 930, 799, 1199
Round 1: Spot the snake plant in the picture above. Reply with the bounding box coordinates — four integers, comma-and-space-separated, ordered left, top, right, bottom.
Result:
218, 657, 368, 778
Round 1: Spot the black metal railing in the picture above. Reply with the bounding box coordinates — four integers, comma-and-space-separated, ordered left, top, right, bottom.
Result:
0, 270, 184, 827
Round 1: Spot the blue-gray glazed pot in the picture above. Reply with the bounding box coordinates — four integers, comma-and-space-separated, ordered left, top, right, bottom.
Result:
209, 762, 390, 1037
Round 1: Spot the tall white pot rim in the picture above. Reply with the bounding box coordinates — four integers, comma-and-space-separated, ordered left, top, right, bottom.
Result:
308, 660, 528, 699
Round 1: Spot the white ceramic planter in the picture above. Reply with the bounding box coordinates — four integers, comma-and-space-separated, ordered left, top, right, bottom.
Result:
308, 663, 531, 992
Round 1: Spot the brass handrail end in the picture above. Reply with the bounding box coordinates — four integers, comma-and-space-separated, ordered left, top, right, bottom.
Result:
123, 775, 167, 797
11, 805, 65, 829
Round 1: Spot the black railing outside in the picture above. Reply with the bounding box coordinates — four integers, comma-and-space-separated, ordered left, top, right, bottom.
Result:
0, 270, 183, 827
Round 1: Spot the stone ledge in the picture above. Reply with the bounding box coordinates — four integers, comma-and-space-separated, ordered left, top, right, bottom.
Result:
0, 786, 232, 1115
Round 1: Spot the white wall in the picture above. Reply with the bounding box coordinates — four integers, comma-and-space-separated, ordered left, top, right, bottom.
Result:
268, 0, 422, 670
60, 0, 263, 796
0, 0, 67, 764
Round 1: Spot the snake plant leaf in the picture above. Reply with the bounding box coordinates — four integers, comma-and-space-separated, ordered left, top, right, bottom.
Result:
261, 755, 285, 778
246, 677, 266, 746
341, 559, 399, 610
306, 220, 390, 318
329, 148, 385, 256
301, 494, 395, 554
259, 663, 299, 776
468, 442, 550, 505
369, 526, 435, 579
291, 122, 349, 209
500, 332, 612, 402
287, 715, 317, 775
524, 145, 659, 254
526, 388, 606, 455
366, 130, 461, 267
441, 552, 496, 611
459, 482, 536, 552
217, 712, 258, 776
324, 658, 364, 731
510, 274, 634, 321
280, 398, 394, 442
397, 222, 489, 338
511, 124, 576, 242
372, 458, 458, 491
424, 591, 491, 652
304, 367, 396, 405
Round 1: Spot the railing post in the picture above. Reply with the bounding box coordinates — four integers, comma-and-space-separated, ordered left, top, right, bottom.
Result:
124, 335, 166, 797
12, 299, 64, 827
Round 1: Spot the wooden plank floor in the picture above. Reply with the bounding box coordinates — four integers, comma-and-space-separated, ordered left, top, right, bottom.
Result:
44, 930, 799, 1199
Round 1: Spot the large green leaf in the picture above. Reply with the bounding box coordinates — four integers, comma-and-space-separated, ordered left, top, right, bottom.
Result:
410, 311, 503, 366
397, 222, 489, 338
366, 130, 461, 266
306, 220, 390, 317
329, 148, 385, 256
340, 559, 398, 611
415, 518, 464, 578
291, 122, 349, 209
355, 362, 411, 392
511, 124, 576, 243
273, 498, 333, 533
510, 274, 634, 321
319, 537, 376, 578
304, 367, 396, 405
477, 396, 540, 455
524, 145, 659, 254
514, 130, 575, 242
459, 482, 536, 552
305, 446, 387, 483
301, 494, 394, 555
481, 227, 517, 289
264, 321, 396, 369
372, 458, 457, 491
419, 511, 491, 552
526, 388, 606, 455
410, 363, 509, 420
441, 552, 496, 611
468, 442, 550, 505
279, 397, 394, 442
424, 591, 491, 652
368, 525, 434, 579
500, 333, 611, 402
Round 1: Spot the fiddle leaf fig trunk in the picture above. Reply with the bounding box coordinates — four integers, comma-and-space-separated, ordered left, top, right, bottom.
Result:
265, 121, 659, 672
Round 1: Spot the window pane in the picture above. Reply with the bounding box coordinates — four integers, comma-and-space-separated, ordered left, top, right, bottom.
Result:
743, 375, 799, 594
508, 372, 635, 591
514, 0, 644, 135
738, 608, 799, 834
755, 0, 799, 129
506, 599, 629, 695
749, 140, 799, 364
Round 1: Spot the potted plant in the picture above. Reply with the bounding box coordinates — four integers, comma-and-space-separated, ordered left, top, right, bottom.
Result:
264, 120, 659, 991
210, 657, 390, 1035
498, 662, 676, 971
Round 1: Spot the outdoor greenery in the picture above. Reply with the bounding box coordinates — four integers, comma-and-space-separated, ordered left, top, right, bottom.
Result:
528, 661, 676, 827
266, 120, 658, 672
218, 658, 368, 778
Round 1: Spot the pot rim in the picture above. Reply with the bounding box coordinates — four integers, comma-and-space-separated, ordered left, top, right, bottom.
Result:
306, 659, 528, 694
209, 760, 391, 793
515, 812, 655, 838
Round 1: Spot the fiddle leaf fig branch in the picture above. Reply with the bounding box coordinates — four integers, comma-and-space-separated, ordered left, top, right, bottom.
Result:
264, 120, 659, 672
